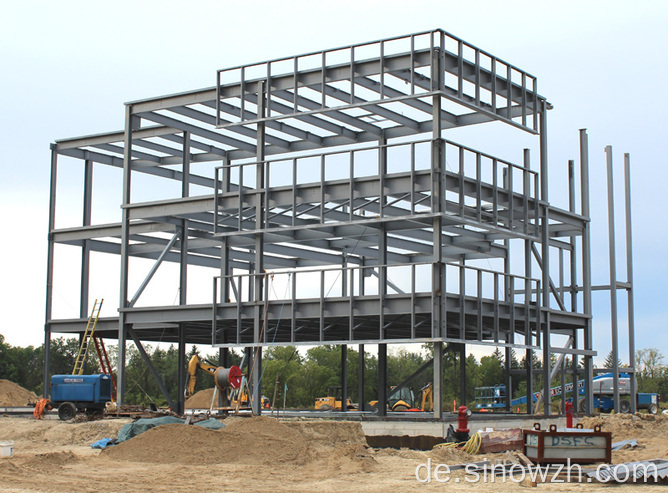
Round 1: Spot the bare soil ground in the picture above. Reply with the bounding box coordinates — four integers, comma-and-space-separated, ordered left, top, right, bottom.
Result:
0, 413, 665, 492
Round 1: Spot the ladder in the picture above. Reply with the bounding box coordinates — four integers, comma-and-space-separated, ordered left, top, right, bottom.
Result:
72, 299, 103, 375
93, 334, 117, 400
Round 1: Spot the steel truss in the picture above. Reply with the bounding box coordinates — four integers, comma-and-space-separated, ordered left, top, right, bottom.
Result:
43, 29, 635, 416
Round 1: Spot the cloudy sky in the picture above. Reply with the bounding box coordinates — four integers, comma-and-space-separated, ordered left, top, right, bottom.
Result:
1, 1, 666, 365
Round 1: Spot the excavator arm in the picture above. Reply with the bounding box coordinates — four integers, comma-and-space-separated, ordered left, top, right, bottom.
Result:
185, 355, 242, 399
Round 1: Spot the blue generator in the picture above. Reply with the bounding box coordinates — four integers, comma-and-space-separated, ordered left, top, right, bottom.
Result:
50, 374, 112, 420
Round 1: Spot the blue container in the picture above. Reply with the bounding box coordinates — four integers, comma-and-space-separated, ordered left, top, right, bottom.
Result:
50, 374, 112, 406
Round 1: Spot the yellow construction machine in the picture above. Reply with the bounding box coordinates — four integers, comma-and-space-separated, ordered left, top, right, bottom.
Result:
314, 386, 357, 410
185, 355, 270, 409
369, 382, 433, 412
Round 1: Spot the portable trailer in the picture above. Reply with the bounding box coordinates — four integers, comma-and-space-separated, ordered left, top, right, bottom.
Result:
50, 374, 112, 420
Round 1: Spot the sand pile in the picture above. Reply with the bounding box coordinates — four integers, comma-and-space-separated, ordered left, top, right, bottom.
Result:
580, 413, 668, 440
185, 388, 216, 409
104, 416, 310, 465
0, 380, 38, 407
103, 416, 373, 471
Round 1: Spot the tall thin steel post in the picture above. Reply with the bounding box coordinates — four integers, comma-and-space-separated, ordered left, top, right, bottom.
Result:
117, 105, 138, 405
43, 145, 58, 397
624, 153, 637, 413
430, 39, 445, 420
523, 149, 531, 413
568, 159, 579, 411
459, 344, 466, 407
580, 129, 594, 413
504, 333, 511, 412
503, 163, 512, 412
540, 101, 551, 416
177, 131, 191, 414
252, 82, 267, 415
341, 344, 348, 412
358, 344, 365, 411
80, 159, 93, 318
378, 343, 387, 417
605, 146, 620, 413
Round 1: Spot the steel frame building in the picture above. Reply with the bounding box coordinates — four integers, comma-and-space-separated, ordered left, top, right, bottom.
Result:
44, 29, 635, 416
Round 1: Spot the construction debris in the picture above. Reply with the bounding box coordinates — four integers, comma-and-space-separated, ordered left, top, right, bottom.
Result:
611, 438, 639, 451
478, 428, 523, 453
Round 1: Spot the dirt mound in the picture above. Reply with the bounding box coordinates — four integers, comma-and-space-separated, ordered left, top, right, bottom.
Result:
0, 380, 38, 407
580, 413, 668, 440
103, 416, 373, 472
283, 420, 368, 449
185, 388, 217, 409
104, 416, 310, 465
0, 417, 129, 447
21, 451, 80, 471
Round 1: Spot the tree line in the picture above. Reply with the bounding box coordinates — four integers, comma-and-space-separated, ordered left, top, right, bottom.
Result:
1, 333, 665, 410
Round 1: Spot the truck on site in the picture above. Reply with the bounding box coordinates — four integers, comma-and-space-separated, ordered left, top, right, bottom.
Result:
474, 372, 660, 414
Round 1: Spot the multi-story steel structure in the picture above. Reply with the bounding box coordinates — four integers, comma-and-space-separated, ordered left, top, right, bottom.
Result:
44, 29, 635, 416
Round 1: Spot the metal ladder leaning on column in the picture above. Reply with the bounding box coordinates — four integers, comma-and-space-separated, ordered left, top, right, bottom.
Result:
72, 299, 103, 375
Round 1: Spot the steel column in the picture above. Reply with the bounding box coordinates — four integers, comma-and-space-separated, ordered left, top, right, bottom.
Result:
378, 343, 387, 417
80, 159, 93, 318
624, 153, 637, 413
42, 145, 58, 397
605, 146, 620, 413
580, 129, 594, 414
341, 344, 347, 412
540, 102, 551, 416
358, 344, 365, 411
252, 82, 267, 415
459, 343, 466, 407
117, 105, 138, 405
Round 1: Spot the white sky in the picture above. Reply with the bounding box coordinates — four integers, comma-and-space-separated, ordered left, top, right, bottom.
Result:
1, 0, 667, 365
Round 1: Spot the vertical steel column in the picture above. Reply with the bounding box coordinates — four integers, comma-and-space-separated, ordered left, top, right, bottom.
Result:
605, 146, 620, 413
568, 159, 579, 411
580, 129, 594, 414
539, 101, 551, 415
433, 341, 443, 418
177, 131, 191, 415
117, 105, 138, 405
378, 134, 387, 341
430, 43, 445, 420
459, 344, 466, 407
624, 153, 637, 413
80, 159, 93, 318
43, 145, 58, 397
252, 81, 267, 415
341, 344, 348, 412
504, 333, 512, 412
358, 344, 365, 411
522, 150, 534, 413
378, 343, 387, 417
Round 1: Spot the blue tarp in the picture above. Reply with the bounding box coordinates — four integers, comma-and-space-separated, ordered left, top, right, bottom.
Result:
115, 416, 225, 443
91, 416, 226, 447
91, 438, 115, 449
